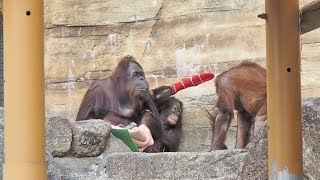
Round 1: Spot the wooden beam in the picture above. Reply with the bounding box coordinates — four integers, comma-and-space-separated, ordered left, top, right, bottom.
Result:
266, 0, 303, 179
300, 0, 320, 34
3, 0, 47, 179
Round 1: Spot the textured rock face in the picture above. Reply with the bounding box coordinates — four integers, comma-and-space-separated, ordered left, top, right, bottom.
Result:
0, 108, 3, 161
0, 108, 3, 180
71, 119, 111, 157
103, 134, 132, 154
48, 135, 131, 180
44, 0, 320, 152
46, 152, 65, 180
241, 97, 320, 180
241, 122, 268, 180
106, 150, 248, 180
46, 116, 72, 157
302, 98, 320, 180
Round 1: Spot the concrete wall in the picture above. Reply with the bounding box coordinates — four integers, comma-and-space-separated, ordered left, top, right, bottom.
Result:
44, 0, 320, 151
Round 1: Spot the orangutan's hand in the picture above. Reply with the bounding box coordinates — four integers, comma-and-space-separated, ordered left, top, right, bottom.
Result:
129, 125, 154, 151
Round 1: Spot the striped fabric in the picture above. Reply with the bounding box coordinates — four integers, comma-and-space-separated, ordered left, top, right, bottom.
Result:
170, 72, 214, 95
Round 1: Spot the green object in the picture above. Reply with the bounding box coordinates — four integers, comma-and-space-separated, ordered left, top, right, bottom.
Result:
111, 126, 140, 152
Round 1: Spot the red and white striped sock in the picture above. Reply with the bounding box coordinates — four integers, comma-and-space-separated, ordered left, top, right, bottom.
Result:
170, 72, 214, 95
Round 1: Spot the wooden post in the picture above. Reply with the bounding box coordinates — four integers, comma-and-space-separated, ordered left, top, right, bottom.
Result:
266, 0, 303, 179
3, 0, 47, 179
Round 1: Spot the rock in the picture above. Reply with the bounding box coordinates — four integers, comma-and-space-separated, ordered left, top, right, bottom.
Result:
0, 108, 3, 180
45, 0, 163, 26
0, 108, 3, 161
46, 116, 72, 157
180, 126, 212, 152
46, 151, 65, 180
302, 97, 320, 180
71, 119, 111, 157
105, 150, 248, 179
104, 134, 132, 154
241, 97, 320, 179
53, 156, 104, 180
52, 135, 131, 179
241, 122, 268, 180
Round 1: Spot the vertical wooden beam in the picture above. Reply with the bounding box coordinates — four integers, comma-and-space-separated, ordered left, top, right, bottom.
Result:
3, 0, 47, 179
266, 0, 303, 179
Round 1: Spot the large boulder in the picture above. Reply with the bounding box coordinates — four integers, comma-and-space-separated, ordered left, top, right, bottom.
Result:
46, 116, 72, 157
0, 108, 3, 161
46, 151, 65, 180
46, 119, 132, 180
241, 122, 268, 179
103, 134, 132, 154
51, 135, 131, 180
71, 119, 111, 157
0, 108, 3, 180
105, 150, 248, 179
302, 97, 320, 180
241, 97, 320, 179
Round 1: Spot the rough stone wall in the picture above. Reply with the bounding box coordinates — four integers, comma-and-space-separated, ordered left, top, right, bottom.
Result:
44, 0, 320, 151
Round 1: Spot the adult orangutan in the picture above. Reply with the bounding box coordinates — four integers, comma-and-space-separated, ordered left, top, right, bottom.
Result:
210, 61, 267, 150
76, 55, 162, 152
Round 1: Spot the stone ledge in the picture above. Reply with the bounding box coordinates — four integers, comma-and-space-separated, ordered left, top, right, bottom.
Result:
105, 150, 248, 179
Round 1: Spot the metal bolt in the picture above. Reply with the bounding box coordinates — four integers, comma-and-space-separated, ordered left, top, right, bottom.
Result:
258, 13, 268, 20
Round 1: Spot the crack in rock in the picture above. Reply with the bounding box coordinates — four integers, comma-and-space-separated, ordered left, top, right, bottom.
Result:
140, 2, 164, 60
